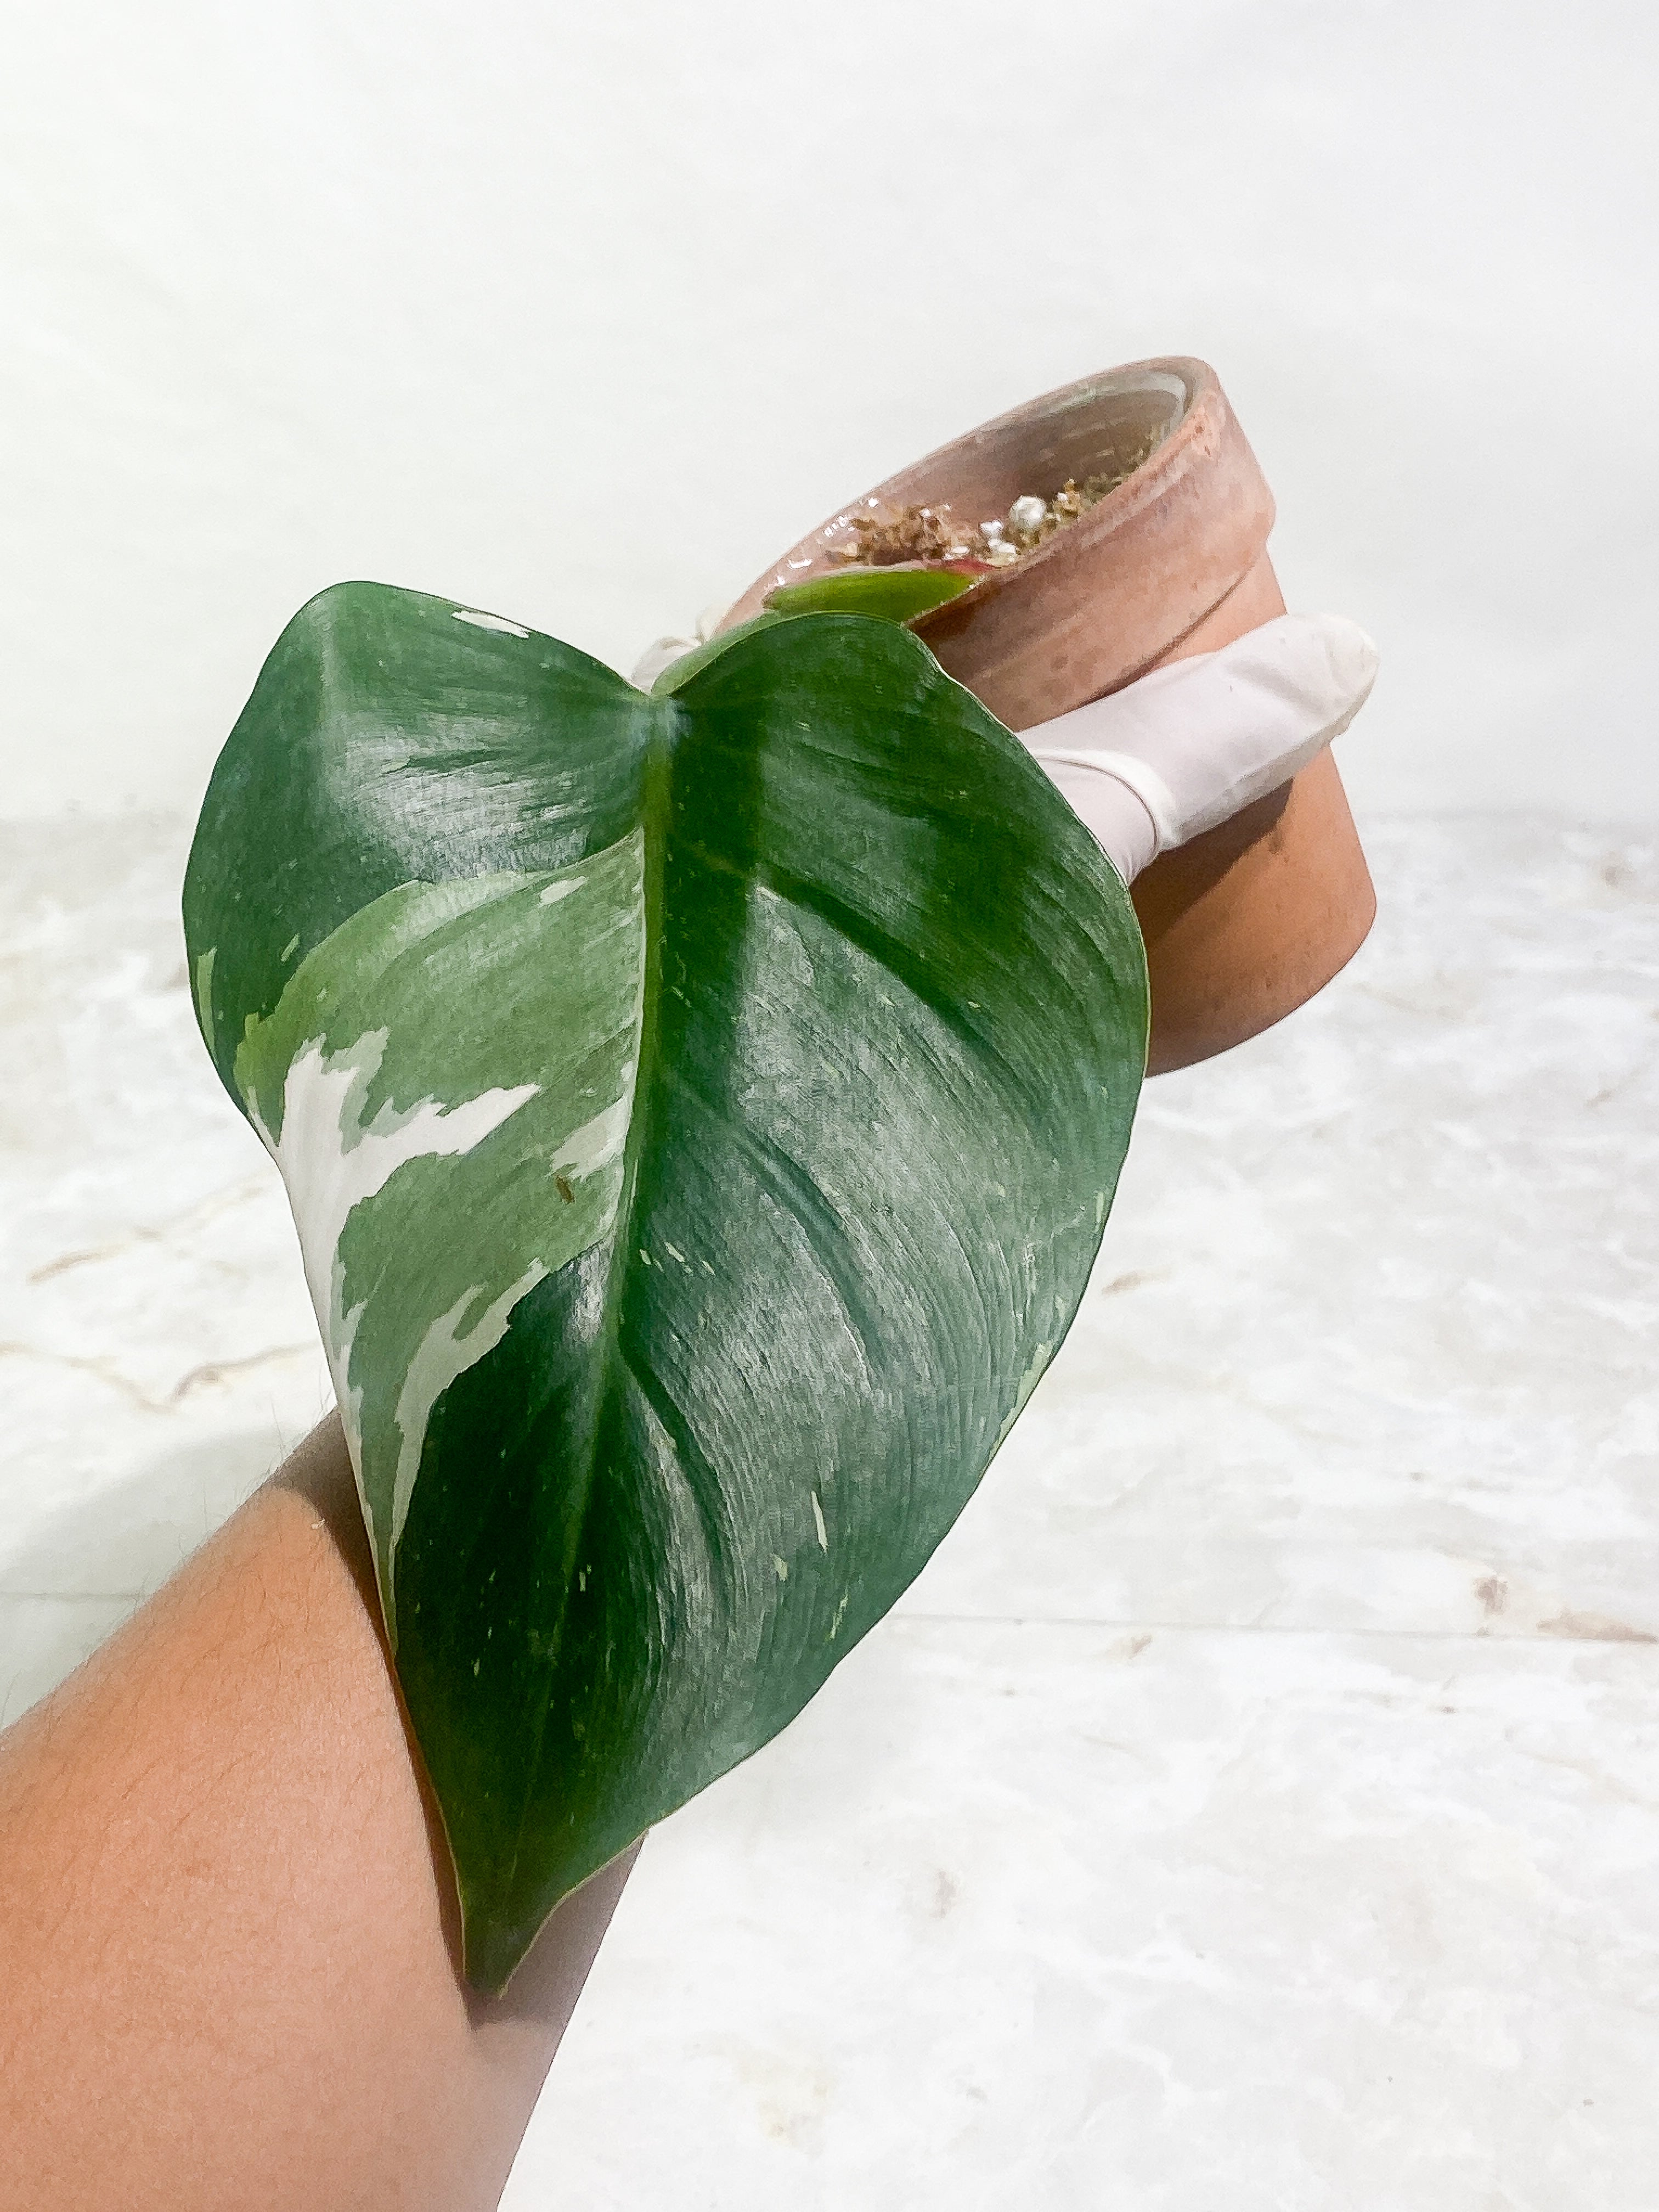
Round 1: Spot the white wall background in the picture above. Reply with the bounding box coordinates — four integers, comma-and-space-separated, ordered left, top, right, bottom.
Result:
2, 0, 1654, 822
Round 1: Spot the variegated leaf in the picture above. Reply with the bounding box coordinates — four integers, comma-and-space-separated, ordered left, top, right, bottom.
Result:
184, 582, 1147, 1989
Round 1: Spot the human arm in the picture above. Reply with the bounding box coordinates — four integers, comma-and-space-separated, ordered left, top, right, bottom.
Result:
0, 1412, 635, 2212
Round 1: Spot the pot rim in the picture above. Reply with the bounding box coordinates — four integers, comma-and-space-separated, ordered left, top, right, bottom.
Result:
720, 356, 1234, 637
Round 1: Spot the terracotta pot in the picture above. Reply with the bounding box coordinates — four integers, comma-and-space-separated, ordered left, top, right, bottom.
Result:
723, 357, 1375, 1074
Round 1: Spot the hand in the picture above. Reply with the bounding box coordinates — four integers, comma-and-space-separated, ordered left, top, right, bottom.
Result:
1018, 613, 1378, 883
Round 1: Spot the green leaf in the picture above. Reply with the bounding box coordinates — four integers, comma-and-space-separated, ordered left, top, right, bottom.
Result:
648, 612, 783, 695
653, 569, 972, 702
183, 582, 1147, 1991
763, 566, 974, 621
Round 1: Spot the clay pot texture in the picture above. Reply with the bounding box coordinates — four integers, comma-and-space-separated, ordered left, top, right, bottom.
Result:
724, 358, 1375, 1074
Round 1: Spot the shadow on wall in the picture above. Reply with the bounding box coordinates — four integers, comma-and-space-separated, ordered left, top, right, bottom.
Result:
0, 1427, 292, 1727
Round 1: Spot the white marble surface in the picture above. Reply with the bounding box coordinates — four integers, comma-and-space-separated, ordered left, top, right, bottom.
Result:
3, 811, 1658, 2205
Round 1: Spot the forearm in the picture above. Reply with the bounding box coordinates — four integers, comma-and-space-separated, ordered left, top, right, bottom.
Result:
0, 1413, 634, 2212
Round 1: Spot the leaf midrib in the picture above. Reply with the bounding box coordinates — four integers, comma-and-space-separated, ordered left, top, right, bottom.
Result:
492, 697, 679, 1916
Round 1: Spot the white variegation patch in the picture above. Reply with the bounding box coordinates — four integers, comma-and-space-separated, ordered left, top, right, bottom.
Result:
551, 1095, 631, 1182
225, 846, 651, 1623
389, 1260, 550, 1596
251, 1024, 540, 1539
452, 606, 531, 637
